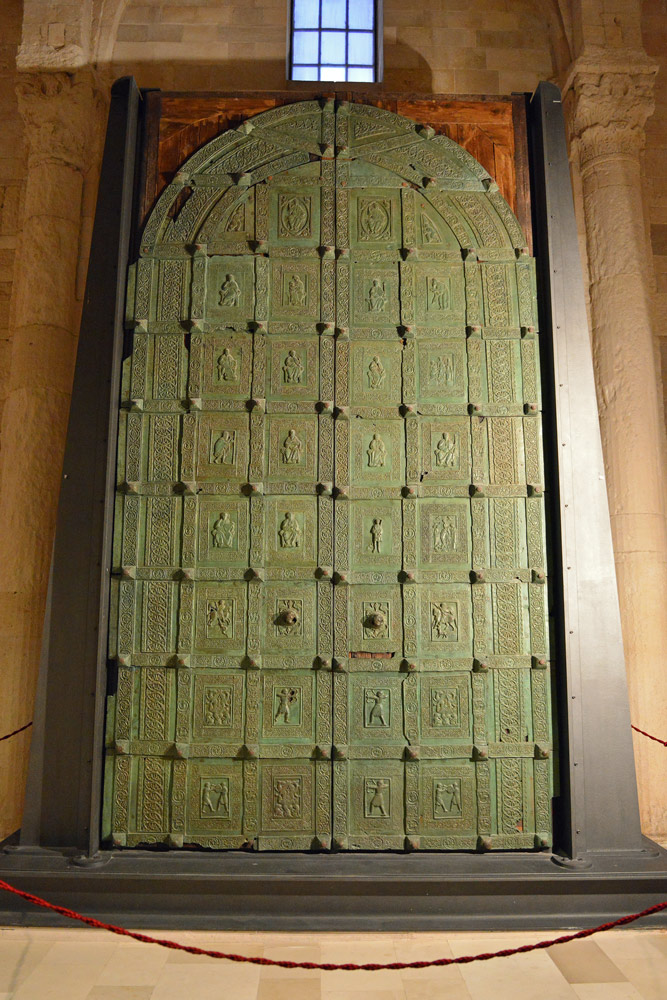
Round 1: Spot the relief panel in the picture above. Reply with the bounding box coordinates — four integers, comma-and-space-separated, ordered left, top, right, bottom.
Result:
264, 496, 318, 570
417, 499, 471, 571
418, 417, 471, 483
193, 582, 247, 656
347, 585, 402, 655
416, 340, 467, 404
270, 187, 321, 248
261, 582, 317, 660
270, 259, 321, 323
348, 674, 405, 746
265, 415, 318, 483
194, 333, 253, 400
347, 760, 405, 847
192, 673, 245, 743
196, 498, 249, 568
417, 584, 473, 659
350, 265, 400, 329
205, 256, 255, 327
266, 337, 319, 402
419, 674, 471, 741
417, 761, 477, 839
261, 671, 316, 743
349, 419, 404, 489
185, 759, 244, 839
412, 263, 465, 328
349, 500, 402, 574
349, 341, 403, 408
349, 190, 401, 249
195, 413, 249, 483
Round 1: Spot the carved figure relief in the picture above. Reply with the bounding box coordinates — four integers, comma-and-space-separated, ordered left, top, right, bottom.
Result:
273, 777, 302, 818
286, 273, 307, 307
211, 429, 236, 465
211, 511, 236, 549
430, 601, 458, 641
359, 198, 390, 241
281, 428, 303, 465
370, 518, 383, 554
218, 273, 241, 308
279, 195, 311, 238
204, 686, 232, 726
206, 599, 234, 638
421, 214, 440, 244
367, 278, 387, 313
282, 349, 304, 384
367, 432, 387, 468
433, 515, 456, 552
225, 203, 245, 232
278, 511, 301, 549
363, 601, 390, 640
274, 687, 299, 725
367, 355, 386, 390
431, 688, 459, 727
434, 779, 462, 817
217, 347, 238, 382
430, 354, 454, 387
365, 778, 390, 817
201, 778, 230, 817
429, 276, 450, 311
276, 598, 303, 636
365, 689, 389, 728
434, 431, 459, 469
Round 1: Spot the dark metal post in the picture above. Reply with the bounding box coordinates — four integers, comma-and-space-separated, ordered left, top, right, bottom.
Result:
528, 82, 643, 858
19, 77, 141, 853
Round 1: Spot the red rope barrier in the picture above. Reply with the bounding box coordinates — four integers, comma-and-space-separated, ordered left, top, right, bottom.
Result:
632, 725, 667, 747
0, 879, 666, 970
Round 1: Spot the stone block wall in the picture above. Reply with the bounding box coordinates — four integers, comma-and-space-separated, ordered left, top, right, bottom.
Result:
110, 0, 555, 94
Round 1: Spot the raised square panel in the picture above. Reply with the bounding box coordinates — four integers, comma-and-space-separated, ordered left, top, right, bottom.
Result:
413, 262, 465, 327
349, 418, 404, 488
197, 498, 249, 567
418, 760, 477, 837
419, 417, 470, 482
259, 761, 315, 833
270, 187, 321, 248
416, 340, 467, 404
420, 674, 471, 741
192, 672, 245, 742
193, 582, 247, 655
417, 584, 473, 658
185, 759, 243, 837
350, 191, 401, 249
267, 337, 319, 401
417, 499, 471, 570
348, 673, 405, 745
270, 259, 321, 322
205, 256, 254, 326
348, 760, 404, 839
264, 496, 318, 569
347, 584, 402, 654
266, 414, 318, 482
351, 264, 400, 328
261, 671, 315, 742
349, 499, 402, 573
261, 582, 317, 658
349, 341, 402, 407
197, 333, 252, 399
195, 413, 249, 483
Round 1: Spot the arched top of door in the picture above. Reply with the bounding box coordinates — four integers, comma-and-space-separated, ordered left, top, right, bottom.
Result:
139, 99, 528, 255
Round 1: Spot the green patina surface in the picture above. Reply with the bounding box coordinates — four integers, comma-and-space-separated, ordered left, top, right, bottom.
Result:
103, 100, 552, 851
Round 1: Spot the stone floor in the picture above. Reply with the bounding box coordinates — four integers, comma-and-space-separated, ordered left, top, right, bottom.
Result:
1, 926, 667, 999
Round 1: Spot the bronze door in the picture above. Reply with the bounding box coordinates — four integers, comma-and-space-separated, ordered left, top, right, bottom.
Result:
104, 100, 552, 850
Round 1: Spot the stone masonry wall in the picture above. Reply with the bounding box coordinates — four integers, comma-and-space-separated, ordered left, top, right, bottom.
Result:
111, 0, 556, 94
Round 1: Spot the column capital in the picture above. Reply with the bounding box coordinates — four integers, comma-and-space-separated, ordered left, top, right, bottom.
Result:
564, 50, 658, 163
16, 69, 110, 174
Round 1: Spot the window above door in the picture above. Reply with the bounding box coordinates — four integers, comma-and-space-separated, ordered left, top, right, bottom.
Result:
289, 0, 382, 83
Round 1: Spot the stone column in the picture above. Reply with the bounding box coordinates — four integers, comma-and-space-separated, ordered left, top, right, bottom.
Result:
0, 70, 107, 841
567, 55, 667, 838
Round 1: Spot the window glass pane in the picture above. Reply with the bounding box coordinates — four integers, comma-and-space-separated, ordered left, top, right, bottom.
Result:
293, 0, 319, 29
347, 31, 374, 65
347, 66, 374, 82
348, 0, 373, 30
321, 0, 346, 28
320, 30, 346, 64
293, 30, 319, 64
292, 65, 319, 80
320, 65, 346, 81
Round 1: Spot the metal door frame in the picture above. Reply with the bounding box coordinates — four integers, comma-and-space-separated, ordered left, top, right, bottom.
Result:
3, 79, 666, 930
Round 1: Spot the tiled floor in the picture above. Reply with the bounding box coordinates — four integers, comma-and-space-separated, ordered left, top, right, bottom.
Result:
1, 926, 667, 999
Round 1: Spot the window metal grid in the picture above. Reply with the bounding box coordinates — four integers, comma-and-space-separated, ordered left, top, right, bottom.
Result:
289, 0, 381, 83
